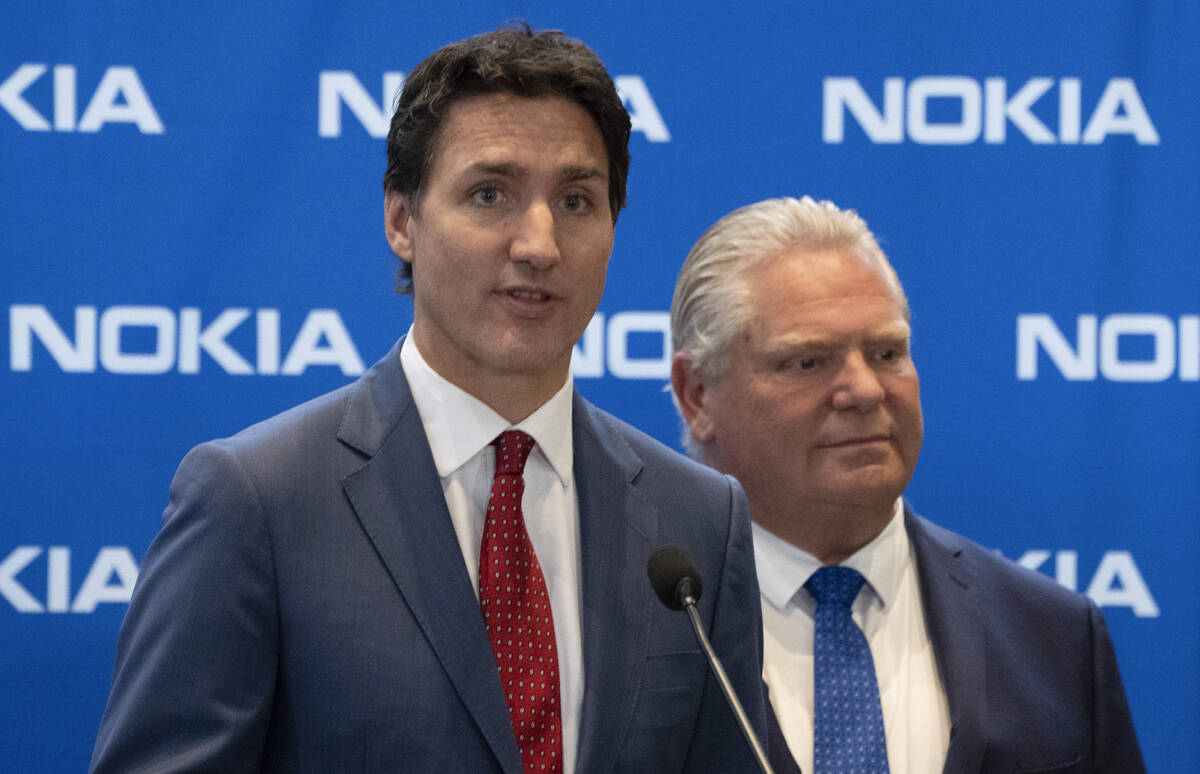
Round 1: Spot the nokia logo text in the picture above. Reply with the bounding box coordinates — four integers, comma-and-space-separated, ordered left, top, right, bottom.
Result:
1017, 314, 1199, 381
824, 77, 1158, 145
1013, 549, 1158, 617
9, 305, 365, 376
9, 305, 671, 380
1, 546, 138, 614
1, 64, 163, 133
572, 311, 671, 379
318, 71, 670, 142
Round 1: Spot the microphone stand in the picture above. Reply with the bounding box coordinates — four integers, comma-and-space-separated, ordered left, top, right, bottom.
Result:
678, 582, 775, 774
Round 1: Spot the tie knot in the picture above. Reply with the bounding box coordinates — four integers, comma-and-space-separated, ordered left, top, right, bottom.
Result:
492, 430, 535, 476
804, 565, 866, 609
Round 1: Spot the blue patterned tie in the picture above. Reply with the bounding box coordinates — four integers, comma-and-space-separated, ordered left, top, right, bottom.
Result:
806, 566, 890, 774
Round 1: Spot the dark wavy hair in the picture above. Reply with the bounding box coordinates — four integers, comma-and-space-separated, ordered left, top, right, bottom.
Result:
382, 23, 632, 294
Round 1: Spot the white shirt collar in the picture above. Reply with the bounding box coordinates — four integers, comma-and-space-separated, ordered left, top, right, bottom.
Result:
753, 498, 908, 612
399, 331, 575, 487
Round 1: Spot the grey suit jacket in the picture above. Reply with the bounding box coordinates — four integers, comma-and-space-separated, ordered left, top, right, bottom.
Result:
91, 340, 769, 773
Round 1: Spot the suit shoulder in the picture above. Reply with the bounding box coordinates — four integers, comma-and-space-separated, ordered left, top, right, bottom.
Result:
578, 398, 734, 488
214, 381, 356, 453
174, 379, 365, 505
911, 511, 1091, 612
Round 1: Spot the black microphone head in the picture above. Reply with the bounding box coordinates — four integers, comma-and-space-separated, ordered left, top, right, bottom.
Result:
647, 546, 703, 610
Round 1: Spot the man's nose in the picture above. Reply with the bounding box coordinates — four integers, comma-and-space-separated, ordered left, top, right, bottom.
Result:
510, 201, 561, 269
831, 350, 886, 410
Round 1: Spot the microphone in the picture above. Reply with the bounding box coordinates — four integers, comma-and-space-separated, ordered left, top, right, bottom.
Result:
646, 546, 775, 774
647, 545, 702, 610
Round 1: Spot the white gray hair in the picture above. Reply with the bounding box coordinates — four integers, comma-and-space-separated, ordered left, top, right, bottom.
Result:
669, 196, 908, 456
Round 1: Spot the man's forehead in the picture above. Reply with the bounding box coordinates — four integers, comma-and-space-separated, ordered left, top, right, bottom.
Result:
763, 320, 912, 348
739, 262, 912, 350
750, 246, 907, 309
766, 244, 890, 280
429, 93, 607, 175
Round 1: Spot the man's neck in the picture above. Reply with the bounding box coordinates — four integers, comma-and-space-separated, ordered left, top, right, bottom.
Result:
408, 333, 569, 425
453, 372, 566, 425
752, 498, 896, 566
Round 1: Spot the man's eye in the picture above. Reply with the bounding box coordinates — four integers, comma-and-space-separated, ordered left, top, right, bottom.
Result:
472, 186, 501, 205
877, 347, 906, 363
782, 357, 817, 372
563, 192, 589, 212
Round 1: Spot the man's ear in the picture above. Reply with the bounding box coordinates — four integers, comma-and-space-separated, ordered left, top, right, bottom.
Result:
671, 352, 715, 446
384, 190, 416, 264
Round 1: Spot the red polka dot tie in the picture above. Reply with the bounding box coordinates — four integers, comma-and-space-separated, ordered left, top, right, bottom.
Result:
479, 430, 562, 774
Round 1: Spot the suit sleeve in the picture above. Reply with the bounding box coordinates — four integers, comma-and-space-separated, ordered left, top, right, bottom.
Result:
1089, 602, 1147, 774
90, 441, 279, 773
681, 477, 773, 773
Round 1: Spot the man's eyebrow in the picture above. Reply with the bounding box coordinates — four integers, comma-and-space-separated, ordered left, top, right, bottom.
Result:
462, 161, 521, 179
457, 162, 606, 184
867, 323, 912, 340
559, 165, 606, 184
765, 334, 838, 352
766, 324, 912, 351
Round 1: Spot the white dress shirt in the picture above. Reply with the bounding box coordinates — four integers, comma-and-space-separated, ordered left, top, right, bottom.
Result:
400, 334, 584, 774
754, 500, 951, 774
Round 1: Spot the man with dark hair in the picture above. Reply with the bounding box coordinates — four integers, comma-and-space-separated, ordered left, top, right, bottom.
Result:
90, 25, 769, 774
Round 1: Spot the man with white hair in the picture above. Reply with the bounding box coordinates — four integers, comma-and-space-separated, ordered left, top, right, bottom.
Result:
670, 196, 1145, 774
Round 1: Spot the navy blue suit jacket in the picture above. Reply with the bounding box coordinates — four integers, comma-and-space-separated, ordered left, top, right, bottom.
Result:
767, 507, 1145, 774
91, 341, 769, 773
909, 506, 1144, 773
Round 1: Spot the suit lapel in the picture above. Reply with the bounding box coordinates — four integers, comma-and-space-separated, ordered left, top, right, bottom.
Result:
906, 507, 987, 774
338, 342, 523, 774
571, 397, 657, 774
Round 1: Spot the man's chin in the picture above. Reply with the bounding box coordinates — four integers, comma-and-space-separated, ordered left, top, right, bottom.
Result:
484, 343, 574, 381
823, 471, 907, 508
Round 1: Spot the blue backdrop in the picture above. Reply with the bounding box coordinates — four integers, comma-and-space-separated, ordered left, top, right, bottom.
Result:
3, 2, 1195, 770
